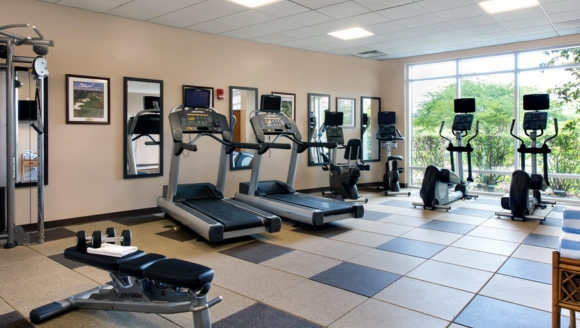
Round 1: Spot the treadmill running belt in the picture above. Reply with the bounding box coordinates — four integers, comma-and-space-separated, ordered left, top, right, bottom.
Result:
184, 199, 265, 232
265, 193, 354, 215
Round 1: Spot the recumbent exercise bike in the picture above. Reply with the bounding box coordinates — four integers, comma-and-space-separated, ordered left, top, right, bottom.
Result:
376, 111, 410, 197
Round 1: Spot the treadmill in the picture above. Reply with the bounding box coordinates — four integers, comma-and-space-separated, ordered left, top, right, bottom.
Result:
236, 95, 364, 226
157, 89, 283, 242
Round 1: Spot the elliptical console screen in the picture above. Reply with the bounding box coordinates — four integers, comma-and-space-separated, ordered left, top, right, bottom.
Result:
184, 89, 211, 109
326, 127, 344, 144
523, 112, 548, 130
452, 114, 474, 131
324, 112, 343, 126
378, 112, 396, 125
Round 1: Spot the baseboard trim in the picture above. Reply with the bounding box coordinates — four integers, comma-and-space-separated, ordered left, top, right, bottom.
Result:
22, 207, 162, 232
297, 181, 384, 194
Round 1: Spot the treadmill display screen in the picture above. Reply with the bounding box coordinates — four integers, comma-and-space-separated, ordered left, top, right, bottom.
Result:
184, 89, 211, 109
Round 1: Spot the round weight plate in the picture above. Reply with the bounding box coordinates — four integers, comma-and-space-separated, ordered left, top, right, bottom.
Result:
121, 230, 132, 247
92, 231, 102, 249
76, 231, 87, 252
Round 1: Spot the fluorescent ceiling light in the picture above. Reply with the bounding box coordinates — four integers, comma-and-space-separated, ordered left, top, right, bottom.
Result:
228, 0, 281, 8
328, 28, 374, 40
479, 0, 538, 14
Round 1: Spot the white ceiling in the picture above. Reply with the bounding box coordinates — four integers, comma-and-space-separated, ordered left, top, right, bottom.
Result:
39, 0, 580, 60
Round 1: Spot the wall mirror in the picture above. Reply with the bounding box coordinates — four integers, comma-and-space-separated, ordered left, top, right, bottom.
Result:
229, 86, 258, 171
123, 77, 163, 179
12, 66, 49, 187
308, 93, 330, 166
361, 96, 381, 162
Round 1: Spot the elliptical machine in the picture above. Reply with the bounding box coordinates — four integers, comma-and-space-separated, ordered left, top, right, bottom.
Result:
376, 112, 410, 197
495, 94, 557, 222
320, 112, 370, 203
412, 98, 479, 211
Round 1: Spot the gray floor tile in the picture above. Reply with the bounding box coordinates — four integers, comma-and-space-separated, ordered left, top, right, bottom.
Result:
407, 260, 493, 293
219, 241, 294, 264
293, 224, 351, 238
432, 247, 508, 272
48, 253, 85, 270
497, 258, 551, 284
330, 230, 395, 248
475, 199, 501, 206
361, 210, 391, 221
156, 228, 198, 242
0, 311, 34, 328
377, 238, 446, 259
543, 217, 563, 227
511, 244, 553, 264
311, 262, 400, 297
419, 220, 476, 234
214, 303, 321, 328
261, 250, 341, 278
450, 207, 496, 218
379, 200, 414, 208
479, 274, 551, 312
522, 233, 559, 249
348, 249, 425, 275
111, 215, 164, 226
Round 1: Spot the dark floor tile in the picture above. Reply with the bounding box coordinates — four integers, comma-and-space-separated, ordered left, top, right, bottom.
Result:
358, 187, 384, 193
30, 228, 76, 243
376, 238, 446, 259
156, 228, 197, 242
111, 215, 164, 226
522, 233, 559, 249
214, 303, 321, 328
419, 220, 476, 235
0, 311, 34, 328
361, 210, 392, 221
553, 206, 566, 213
475, 199, 501, 206
379, 200, 414, 208
220, 241, 294, 264
293, 224, 350, 238
49, 253, 85, 270
498, 258, 551, 284
310, 262, 400, 297
542, 218, 562, 227
450, 207, 496, 218
455, 295, 569, 328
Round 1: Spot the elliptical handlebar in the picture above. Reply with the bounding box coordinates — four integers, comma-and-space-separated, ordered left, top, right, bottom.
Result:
544, 118, 559, 145
395, 129, 405, 141
466, 121, 479, 145
509, 119, 525, 145
439, 121, 453, 145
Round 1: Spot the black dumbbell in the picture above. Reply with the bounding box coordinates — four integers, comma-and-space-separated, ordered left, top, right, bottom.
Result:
76, 228, 132, 252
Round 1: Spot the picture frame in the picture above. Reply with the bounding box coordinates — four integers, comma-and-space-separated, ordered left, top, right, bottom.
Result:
272, 92, 296, 121
66, 74, 110, 124
183, 85, 214, 107
336, 97, 356, 128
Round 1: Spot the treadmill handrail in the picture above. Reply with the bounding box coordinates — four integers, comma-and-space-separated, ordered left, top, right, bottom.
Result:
187, 133, 261, 154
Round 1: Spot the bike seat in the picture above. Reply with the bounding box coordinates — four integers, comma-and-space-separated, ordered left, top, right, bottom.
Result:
388, 156, 403, 161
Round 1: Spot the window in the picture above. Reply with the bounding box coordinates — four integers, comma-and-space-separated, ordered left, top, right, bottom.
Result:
232, 93, 241, 110
408, 47, 580, 199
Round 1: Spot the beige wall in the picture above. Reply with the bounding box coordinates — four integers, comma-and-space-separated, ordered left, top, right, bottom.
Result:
2, 0, 383, 224
380, 34, 580, 184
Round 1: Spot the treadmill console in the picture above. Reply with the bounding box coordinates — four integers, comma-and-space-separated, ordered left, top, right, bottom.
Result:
325, 127, 344, 145
523, 111, 548, 130
168, 109, 229, 135
452, 114, 474, 131
250, 112, 300, 141
377, 126, 396, 140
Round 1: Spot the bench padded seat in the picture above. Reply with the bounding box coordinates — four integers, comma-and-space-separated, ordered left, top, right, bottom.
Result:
119, 254, 167, 278
63, 246, 145, 272
144, 259, 214, 290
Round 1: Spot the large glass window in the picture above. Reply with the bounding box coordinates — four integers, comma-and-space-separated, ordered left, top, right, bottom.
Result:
408, 46, 580, 200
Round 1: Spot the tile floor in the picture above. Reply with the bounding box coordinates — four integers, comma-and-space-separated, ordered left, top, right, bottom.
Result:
0, 190, 577, 328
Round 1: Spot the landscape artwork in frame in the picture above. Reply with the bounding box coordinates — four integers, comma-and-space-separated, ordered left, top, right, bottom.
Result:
272, 92, 296, 121
337, 97, 356, 128
66, 74, 110, 124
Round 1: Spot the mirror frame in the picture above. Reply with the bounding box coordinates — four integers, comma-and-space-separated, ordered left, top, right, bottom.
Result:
123, 77, 164, 179
15, 66, 49, 188
229, 86, 258, 171
360, 96, 381, 163
307, 93, 331, 167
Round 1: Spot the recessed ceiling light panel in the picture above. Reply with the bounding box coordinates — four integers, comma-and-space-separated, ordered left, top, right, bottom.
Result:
479, 0, 538, 14
228, 0, 281, 8
328, 27, 374, 40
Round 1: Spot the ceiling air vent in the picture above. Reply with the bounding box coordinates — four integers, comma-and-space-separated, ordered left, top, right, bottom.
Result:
353, 50, 386, 58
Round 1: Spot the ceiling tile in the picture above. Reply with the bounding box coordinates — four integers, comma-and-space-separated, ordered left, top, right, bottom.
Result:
377, 3, 429, 20
542, 0, 580, 14
462, 23, 507, 36
291, 0, 350, 10
557, 27, 580, 35
408, 22, 457, 35
56, 0, 132, 12
251, 33, 297, 44
285, 11, 334, 25
157, 0, 247, 26
122, 0, 200, 14
437, 36, 477, 46
418, 0, 475, 12
425, 29, 467, 41
281, 27, 323, 38
340, 12, 390, 26
256, 0, 310, 17
354, 0, 413, 11
396, 13, 445, 28
554, 19, 580, 30
501, 16, 551, 29
279, 34, 337, 48
303, 42, 345, 51
374, 36, 432, 49
187, 10, 277, 34
492, 6, 545, 22
220, 24, 274, 39
473, 31, 515, 42
434, 5, 487, 22
149, 15, 192, 27
480, 37, 519, 46
107, 6, 159, 20
318, 1, 370, 19
548, 10, 580, 23
517, 31, 558, 41
447, 42, 484, 51
449, 14, 496, 28
366, 28, 423, 42
301, 20, 355, 34
510, 24, 555, 37
365, 21, 406, 34
329, 45, 374, 54
258, 18, 301, 33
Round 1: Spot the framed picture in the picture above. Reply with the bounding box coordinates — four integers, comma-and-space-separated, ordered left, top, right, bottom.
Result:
272, 92, 296, 121
66, 74, 110, 124
336, 97, 356, 128
183, 85, 214, 107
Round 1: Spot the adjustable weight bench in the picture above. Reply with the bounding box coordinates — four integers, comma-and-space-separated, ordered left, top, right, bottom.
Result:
30, 246, 221, 327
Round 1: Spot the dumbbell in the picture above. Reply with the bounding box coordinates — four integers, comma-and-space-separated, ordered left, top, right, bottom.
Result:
76, 228, 132, 252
